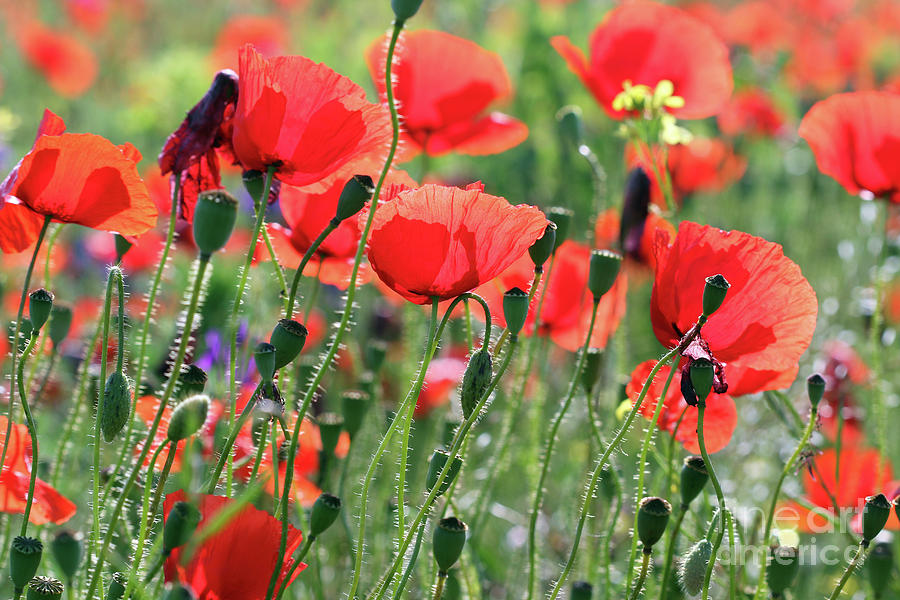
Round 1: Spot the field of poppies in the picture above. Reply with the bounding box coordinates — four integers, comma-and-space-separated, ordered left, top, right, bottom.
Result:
3, 0, 900, 598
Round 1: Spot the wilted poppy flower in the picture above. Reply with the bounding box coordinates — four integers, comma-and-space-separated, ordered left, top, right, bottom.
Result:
799, 91, 900, 203
19, 22, 98, 98
0, 416, 77, 525
232, 44, 392, 189
210, 15, 288, 71
551, 1, 732, 119
626, 360, 737, 453
366, 30, 528, 160
365, 182, 547, 304
163, 490, 304, 599
717, 88, 787, 138
651, 222, 817, 396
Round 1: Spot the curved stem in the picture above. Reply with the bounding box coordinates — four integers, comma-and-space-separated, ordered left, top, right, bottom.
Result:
697, 401, 728, 600
285, 219, 339, 318
827, 542, 867, 600
260, 225, 289, 313
16, 332, 39, 535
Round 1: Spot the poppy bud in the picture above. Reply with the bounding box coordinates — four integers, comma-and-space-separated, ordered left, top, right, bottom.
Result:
679, 539, 712, 596
341, 390, 370, 439
636, 497, 671, 550
318, 413, 344, 457
177, 364, 208, 398
391, 0, 425, 21
10, 536, 43, 592
807, 373, 825, 409
599, 464, 618, 502
546, 207, 573, 252
680, 456, 708, 508
581, 349, 603, 394
48, 305, 72, 347
100, 371, 131, 443
433, 517, 467, 574
528, 223, 557, 271
335, 175, 374, 222
570, 581, 592, 600
862, 494, 892, 544
164, 501, 202, 555
309, 493, 342, 538
192, 190, 238, 258
702, 274, 730, 317
28, 289, 53, 331
460, 349, 493, 419
502, 287, 529, 337
162, 583, 198, 600
242, 170, 267, 202
105, 573, 126, 600
167, 394, 210, 443
270, 318, 309, 369
620, 167, 652, 258
868, 541, 893, 597
588, 250, 622, 301
426, 449, 463, 496
364, 340, 388, 373
114, 234, 133, 263
50, 531, 82, 583
689, 359, 714, 404
26, 576, 63, 600
557, 105, 585, 149
767, 546, 800, 596
254, 342, 277, 383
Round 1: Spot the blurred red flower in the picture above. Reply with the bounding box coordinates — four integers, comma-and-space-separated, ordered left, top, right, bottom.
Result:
366, 30, 528, 160
551, 1, 732, 120
717, 88, 788, 139
415, 357, 467, 418
651, 222, 817, 396
210, 15, 288, 71
163, 490, 304, 599
66, 0, 111, 34
19, 22, 98, 98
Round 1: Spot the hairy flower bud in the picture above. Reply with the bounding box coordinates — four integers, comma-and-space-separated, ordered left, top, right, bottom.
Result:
100, 371, 131, 442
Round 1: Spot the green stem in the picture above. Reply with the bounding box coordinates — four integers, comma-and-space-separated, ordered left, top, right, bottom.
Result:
698, 401, 727, 600
123, 441, 168, 598
431, 573, 447, 600
206, 384, 261, 493
249, 419, 270, 483
16, 332, 39, 535
628, 550, 652, 600
274, 536, 316, 600
261, 225, 290, 313
285, 220, 338, 318
658, 509, 687, 600
391, 521, 426, 599
826, 542, 868, 600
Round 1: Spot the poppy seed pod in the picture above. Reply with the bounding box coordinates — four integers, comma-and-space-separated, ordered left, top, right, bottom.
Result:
192, 190, 238, 258
50, 531, 82, 583
570, 581, 593, 600
426, 449, 463, 496
309, 493, 342, 538
341, 390, 370, 439
689, 359, 715, 404
26, 576, 63, 600
556, 105, 585, 148
317, 413, 344, 457
679, 539, 712, 596
48, 305, 72, 347
28, 288, 53, 331
528, 222, 557, 271
177, 364, 208, 398
164, 501, 202, 555
588, 250, 622, 301
680, 456, 708, 508
767, 546, 800, 596
546, 207, 573, 251
581, 348, 603, 394
105, 573, 126, 600
433, 517, 467, 574
702, 274, 730, 317
364, 340, 388, 373
114, 234, 133, 263
10, 536, 43, 592
862, 494, 892, 544
254, 342, 277, 383
270, 318, 309, 369
807, 373, 826, 409
636, 497, 671, 550
460, 349, 493, 419
868, 541, 893, 597
502, 287, 529, 337
162, 583, 198, 600
335, 175, 374, 222
167, 395, 210, 443
241, 170, 267, 202
100, 371, 131, 443
391, 0, 425, 21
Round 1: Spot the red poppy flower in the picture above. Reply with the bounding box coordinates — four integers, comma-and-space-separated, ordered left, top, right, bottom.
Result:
232, 44, 392, 189
365, 182, 547, 305
799, 91, 900, 203
717, 88, 787, 138
722, 1, 793, 56
784, 22, 871, 96
366, 30, 528, 160
19, 22, 98, 98
651, 222, 817, 396
626, 360, 737, 453
66, 0, 112, 34
414, 357, 467, 418
163, 490, 304, 599
210, 15, 288, 71
0, 416, 76, 525
551, 1, 732, 120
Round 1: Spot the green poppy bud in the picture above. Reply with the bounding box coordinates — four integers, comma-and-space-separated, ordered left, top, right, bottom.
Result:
868, 541, 893, 598
28, 289, 53, 331
588, 250, 621, 301
502, 287, 529, 336
556, 105, 585, 148
426, 449, 463, 497
460, 349, 493, 420
767, 546, 800, 596
318, 413, 344, 457
680, 456, 708, 508
391, 0, 425, 21
10, 536, 43, 592
689, 359, 715, 404
162, 583, 197, 600
26, 576, 63, 600
702, 274, 730, 317
679, 539, 712, 596
177, 364, 208, 398
335, 175, 374, 222
167, 394, 210, 443
581, 348, 603, 394
341, 390, 370, 439
546, 207, 573, 251
192, 190, 238, 258
309, 493, 342, 538
599, 464, 618, 502
242, 170, 267, 203
807, 373, 826, 409
50, 531, 82, 583
164, 501, 202, 555
254, 342, 277, 383
528, 223, 557, 271
270, 318, 309, 369
570, 580, 593, 600
100, 371, 131, 442
48, 305, 72, 347
863, 494, 892, 543
433, 517, 467, 574
637, 497, 671, 550
364, 340, 388, 373
105, 573, 126, 600
114, 234, 133, 263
